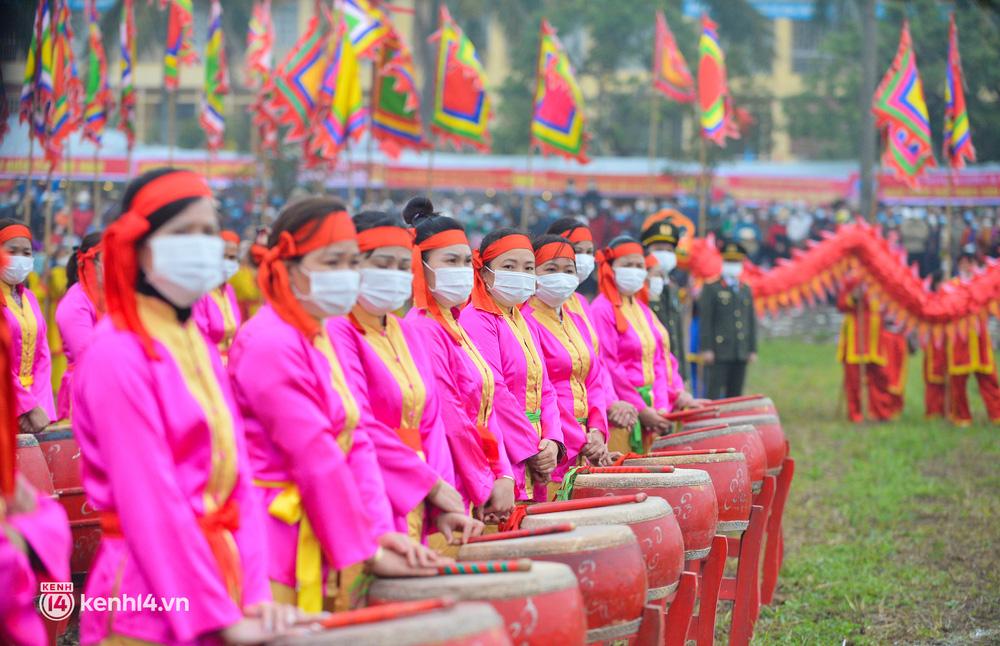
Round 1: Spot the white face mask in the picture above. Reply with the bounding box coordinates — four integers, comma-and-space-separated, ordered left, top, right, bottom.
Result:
222, 259, 240, 281
535, 273, 579, 308
574, 253, 595, 282
2, 256, 34, 285
488, 269, 536, 306
652, 250, 677, 273
298, 268, 361, 317
358, 268, 413, 315
147, 234, 225, 308
648, 276, 665, 299
428, 265, 473, 307
614, 266, 647, 296
722, 261, 744, 281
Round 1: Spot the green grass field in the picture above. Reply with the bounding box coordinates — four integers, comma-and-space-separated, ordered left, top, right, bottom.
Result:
744, 339, 1000, 645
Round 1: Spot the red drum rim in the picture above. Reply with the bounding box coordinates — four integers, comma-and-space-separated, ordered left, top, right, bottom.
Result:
369, 561, 578, 599
458, 525, 637, 560
521, 497, 673, 529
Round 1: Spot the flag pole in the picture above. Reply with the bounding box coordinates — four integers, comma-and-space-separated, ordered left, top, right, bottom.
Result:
426, 144, 435, 199
168, 90, 177, 163
943, 172, 955, 279
92, 145, 102, 227
366, 59, 378, 204
24, 131, 36, 225
521, 145, 535, 233
648, 90, 659, 198
697, 131, 708, 235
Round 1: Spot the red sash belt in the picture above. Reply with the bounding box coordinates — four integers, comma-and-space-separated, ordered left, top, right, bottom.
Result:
100, 498, 243, 603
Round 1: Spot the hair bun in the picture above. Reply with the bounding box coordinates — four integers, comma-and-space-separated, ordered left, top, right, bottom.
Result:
403, 196, 436, 226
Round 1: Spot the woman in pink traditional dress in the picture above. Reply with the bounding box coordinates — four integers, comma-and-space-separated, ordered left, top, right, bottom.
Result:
459, 229, 564, 501
590, 235, 673, 455
194, 230, 243, 362
55, 232, 103, 420
401, 197, 515, 523
72, 168, 302, 645
641, 253, 695, 410
523, 235, 612, 475
231, 197, 448, 613
0, 219, 54, 433
328, 211, 482, 543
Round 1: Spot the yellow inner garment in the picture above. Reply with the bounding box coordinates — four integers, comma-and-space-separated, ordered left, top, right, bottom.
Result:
1, 283, 39, 388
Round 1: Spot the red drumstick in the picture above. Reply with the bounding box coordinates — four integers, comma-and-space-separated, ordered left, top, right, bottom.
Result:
466, 523, 575, 543
320, 598, 454, 629
526, 493, 647, 515
644, 448, 737, 458
661, 406, 719, 422
581, 466, 675, 474
674, 423, 731, 433
709, 394, 767, 405
437, 559, 533, 575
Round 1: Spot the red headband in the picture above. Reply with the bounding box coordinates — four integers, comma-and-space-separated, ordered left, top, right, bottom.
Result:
534, 240, 576, 266
0, 225, 32, 244
257, 211, 356, 340
221, 230, 240, 244
563, 226, 593, 244
78, 243, 105, 315
357, 226, 414, 252
597, 242, 646, 333
412, 228, 471, 343
471, 234, 533, 315
103, 171, 212, 358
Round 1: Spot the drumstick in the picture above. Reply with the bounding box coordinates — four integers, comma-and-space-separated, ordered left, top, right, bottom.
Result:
581, 466, 675, 474
675, 423, 730, 433
710, 394, 766, 406
466, 524, 575, 543
526, 493, 647, 515
661, 406, 719, 422
319, 598, 455, 629
437, 559, 533, 575
644, 448, 737, 458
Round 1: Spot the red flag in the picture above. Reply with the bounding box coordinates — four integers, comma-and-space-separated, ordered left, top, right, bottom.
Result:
653, 11, 694, 103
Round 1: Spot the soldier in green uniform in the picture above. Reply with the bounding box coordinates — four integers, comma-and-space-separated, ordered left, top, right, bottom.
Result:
698, 241, 757, 399
641, 220, 688, 382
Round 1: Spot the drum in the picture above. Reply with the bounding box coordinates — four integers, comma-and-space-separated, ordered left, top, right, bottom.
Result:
624, 450, 751, 533
707, 394, 778, 417
15, 434, 53, 494
682, 414, 786, 475
36, 428, 101, 576
520, 496, 685, 604
652, 424, 766, 492
570, 468, 718, 561
368, 561, 587, 646
273, 601, 511, 646
460, 525, 646, 644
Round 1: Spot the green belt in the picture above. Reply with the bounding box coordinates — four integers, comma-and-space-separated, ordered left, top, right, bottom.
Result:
555, 466, 584, 501
631, 385, 653, 453
525, 409, 541, 424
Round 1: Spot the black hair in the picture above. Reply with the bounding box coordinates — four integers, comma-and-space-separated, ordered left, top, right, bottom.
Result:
546, 217, 589, 237
479, 227, 521, 257
404, 196, 466, 247
121, 167, 201, 235
352, 210, 403, 233
66, 232, 103, 287
532, 233, 575, 255
268, 196, 348, 254
0, 219, 26, 233
607, 234, 640, 249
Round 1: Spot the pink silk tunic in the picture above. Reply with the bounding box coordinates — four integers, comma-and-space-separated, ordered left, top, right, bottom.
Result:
72, 296, 270, 645
565, 292, 617, 410
193, 285, 242, 358
649, 316, 686, 406
459, 304, 563, 500
327, 308, 455, 531
55, 282, 99, 420
327, 318, 440, 533
229, 305, 381, 590
591, 294, 671, 412
524, 299, 608, 476
2, 284, 55, 419
1, 484, 72, 645
404, 308, 511, 506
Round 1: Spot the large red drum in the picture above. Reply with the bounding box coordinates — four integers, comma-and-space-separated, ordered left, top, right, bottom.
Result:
571, 469, 718, 561
368, 561, 587, 646
520, 496, 685, 604
460, 525, 646, 644
624, 450, 752, 533
683, 414, 786, 475
273, 601, 512, 646
707, 394, 778, 417
652, 424, 767, 493
16, 434, 53, 494
36, 428, 101, 576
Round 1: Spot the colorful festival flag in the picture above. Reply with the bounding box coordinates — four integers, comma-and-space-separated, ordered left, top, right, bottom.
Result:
119, 0, 137, 149
19, 1, 53, 146
371, 35, 426, 158
269, 12, 336, 142
653, 10, 695, 103
245, 0, 274, 89
164, 0, 197, 91
429, 6, 491, 152
45, 1, 83, 165
340, 0, 393, 59
306, 19, 367, 167
872, 21, 936, 187
943, 13, 975, 170
199, 0, 229, 153
83, 0, 114, 146
697, 14, 736, 146
531, 19, 589, 163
